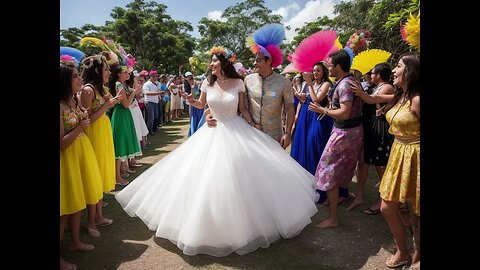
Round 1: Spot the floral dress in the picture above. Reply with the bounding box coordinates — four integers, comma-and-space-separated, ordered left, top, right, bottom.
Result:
60, 103, 103, 216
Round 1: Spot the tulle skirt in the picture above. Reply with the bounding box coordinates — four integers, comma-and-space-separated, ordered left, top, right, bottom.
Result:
116, 115, 318, 256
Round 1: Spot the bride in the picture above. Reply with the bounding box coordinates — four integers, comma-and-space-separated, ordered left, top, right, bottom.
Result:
116, 47, 319, 257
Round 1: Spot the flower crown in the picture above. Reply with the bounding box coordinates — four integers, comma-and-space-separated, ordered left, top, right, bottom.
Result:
80, 55, 107, 70
208, 46, 236, 63
60, 55, 79, 67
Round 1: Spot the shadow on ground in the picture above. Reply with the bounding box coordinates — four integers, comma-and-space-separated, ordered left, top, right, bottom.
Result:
61, 115, 412, 270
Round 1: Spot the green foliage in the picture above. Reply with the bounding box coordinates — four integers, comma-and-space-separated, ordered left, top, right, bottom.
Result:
385, 0, 420, 29
60, 0, 196, 75
60, 0, 419, 75
288, 0, 415, 64
197, 0, 282, 68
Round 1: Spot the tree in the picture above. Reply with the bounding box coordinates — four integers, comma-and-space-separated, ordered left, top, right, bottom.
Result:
197, 0, 282, 67
60, 0, 196, 74
288, 0, 414, 65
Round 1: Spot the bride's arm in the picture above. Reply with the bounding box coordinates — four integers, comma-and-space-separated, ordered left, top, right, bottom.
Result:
238, 93, 255, 126
185, 91, 206, 109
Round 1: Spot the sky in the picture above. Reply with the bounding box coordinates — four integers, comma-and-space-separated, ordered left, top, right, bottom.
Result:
60, 0, 342, 41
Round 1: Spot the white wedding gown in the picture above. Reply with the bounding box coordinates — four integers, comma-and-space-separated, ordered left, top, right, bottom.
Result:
116, 79, 318, 257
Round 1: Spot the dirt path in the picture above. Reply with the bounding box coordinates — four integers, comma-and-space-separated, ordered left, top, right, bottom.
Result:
61, 116, 410, 269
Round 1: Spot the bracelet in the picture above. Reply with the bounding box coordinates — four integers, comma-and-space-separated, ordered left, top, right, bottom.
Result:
323, 107, 329, 115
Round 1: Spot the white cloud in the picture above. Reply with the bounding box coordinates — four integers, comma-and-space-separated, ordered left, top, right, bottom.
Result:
272, 3, 301, 19
281, 0, 335, 41
207, 10, 227, 22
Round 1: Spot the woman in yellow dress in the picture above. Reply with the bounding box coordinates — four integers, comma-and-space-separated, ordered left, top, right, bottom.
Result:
379, 52, 420, 269
79, 55, 122, 235
60, 58, 104, 268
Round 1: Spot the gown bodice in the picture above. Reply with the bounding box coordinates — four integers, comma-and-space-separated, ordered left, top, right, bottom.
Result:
204, 79, 244, 122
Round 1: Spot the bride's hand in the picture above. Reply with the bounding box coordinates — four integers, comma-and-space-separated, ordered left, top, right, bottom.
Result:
205, 108, 217, 128
183, 92, 193, 102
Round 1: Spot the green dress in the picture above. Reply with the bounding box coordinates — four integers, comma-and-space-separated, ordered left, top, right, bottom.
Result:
110, 82, 142, 161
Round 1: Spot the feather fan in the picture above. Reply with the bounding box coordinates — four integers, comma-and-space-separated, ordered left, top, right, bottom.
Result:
351, 49, 391, 75
291, 30, 338, 72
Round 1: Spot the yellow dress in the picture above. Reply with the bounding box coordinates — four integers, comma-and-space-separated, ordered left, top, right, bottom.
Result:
60, 105, 103, 216
379, 99, 420, 216
84, 89, 116, 192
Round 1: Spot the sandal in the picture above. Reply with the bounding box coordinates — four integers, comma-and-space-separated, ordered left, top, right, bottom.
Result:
385, 256, 411, 268
116, 180, 130, 186
96, 218, 113, 227
363, 207, 381, 215
130, 163, 143, 167
84, 227, 101, 238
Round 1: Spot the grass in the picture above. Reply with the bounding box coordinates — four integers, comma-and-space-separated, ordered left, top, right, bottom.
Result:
61, 115, 408, 270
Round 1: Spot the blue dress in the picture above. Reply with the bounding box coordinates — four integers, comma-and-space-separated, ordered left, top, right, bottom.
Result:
188, 85, 205, 136
291, 83, 333, 175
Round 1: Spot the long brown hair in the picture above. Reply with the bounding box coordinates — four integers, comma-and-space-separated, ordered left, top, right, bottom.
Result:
384, 52, 420, 112
207, 52, 242, 86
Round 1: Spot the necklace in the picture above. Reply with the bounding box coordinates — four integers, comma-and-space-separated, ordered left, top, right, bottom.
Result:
217, 77, 230, 84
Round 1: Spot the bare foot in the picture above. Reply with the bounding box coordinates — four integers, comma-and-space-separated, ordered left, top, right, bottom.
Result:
69, 241, 94, 251
315, 218, 338, 229
324, 193, 356, 206
410, 261, 420, 269
60, 258, 77, 270
346, 198, 364, 211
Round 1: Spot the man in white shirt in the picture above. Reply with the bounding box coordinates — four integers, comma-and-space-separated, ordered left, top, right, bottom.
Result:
143, 70, 162, 135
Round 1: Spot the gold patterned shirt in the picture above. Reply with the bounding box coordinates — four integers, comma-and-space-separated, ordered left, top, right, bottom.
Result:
244, 72, 293, 142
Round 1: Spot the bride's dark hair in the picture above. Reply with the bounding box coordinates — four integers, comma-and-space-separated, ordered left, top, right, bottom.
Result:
208, 52, 242, 86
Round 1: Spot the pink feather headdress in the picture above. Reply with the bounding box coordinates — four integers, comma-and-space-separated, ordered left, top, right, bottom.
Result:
290, 30, 338, 72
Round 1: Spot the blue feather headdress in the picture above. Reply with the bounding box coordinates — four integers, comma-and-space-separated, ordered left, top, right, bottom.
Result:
246, 23, 285, 67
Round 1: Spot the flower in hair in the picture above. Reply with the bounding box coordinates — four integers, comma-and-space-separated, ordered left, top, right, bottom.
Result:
60, 55, 78, 67
208, 46, 237, 63
80, 55, 107, 70
208, 46, 225, 55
